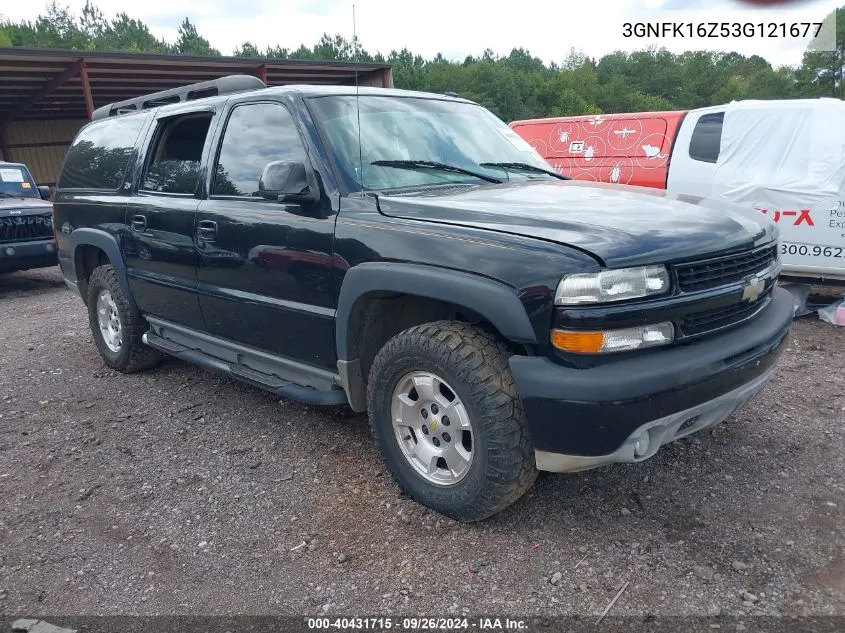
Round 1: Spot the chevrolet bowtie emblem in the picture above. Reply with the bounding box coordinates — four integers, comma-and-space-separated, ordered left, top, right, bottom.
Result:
741, 276, 765, 303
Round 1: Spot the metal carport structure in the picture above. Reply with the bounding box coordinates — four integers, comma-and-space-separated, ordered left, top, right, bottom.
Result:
0, 48, 393, 187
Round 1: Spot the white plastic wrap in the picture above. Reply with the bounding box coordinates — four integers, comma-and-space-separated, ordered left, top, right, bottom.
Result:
712, 99, 845, 280
818, 299, 845, 326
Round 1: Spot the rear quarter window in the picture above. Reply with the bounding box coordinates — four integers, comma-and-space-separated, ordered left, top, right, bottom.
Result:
58, 114, 146, 190
688, 112, 724, 163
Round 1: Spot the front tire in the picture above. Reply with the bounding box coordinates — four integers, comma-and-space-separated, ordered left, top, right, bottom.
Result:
86, 264, 162, 373
367, 321, 538, 522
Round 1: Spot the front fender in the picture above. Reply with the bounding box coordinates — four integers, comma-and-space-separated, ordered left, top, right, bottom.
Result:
339, 259, 540, 352
335, 262, 538, 412
336, 262, 538, 361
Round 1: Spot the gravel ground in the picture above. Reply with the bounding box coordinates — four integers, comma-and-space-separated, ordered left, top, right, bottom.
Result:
1, 267, 843, 619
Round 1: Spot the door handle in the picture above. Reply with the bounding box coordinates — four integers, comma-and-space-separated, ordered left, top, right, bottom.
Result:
197, 220, 217, 241
130, 215, 146, 232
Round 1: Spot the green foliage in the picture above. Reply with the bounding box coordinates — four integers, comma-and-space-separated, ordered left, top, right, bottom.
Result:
102, 13, 170, 53
0, 0, 170, 52
173, 18, 219, 56
233, 41, 261, 58
795, 7, 845, 97
2, 2, 843, 121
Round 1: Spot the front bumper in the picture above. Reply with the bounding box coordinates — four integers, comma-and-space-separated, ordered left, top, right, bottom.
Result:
0, 239, 58, 273
509, 286, 793, 472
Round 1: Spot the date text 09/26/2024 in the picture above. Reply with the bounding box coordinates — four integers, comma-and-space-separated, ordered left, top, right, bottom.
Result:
306, 617, 527, 631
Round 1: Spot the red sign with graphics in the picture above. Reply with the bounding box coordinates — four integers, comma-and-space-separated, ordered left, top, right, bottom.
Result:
510, 110, 686, 190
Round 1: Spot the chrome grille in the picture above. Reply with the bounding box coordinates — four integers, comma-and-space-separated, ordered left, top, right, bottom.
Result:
675, 246, 777, 293
681, 289, 773, 337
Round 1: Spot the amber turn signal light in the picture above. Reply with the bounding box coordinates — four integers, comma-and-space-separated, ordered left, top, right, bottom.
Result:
550, 330, 605, 354
551, 322, 675, 354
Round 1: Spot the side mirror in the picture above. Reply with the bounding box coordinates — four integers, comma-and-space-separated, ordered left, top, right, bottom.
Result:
258, 161, 319, 204
38, 185, 51, 201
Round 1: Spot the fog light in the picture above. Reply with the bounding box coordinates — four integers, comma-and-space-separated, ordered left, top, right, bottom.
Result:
551, 322, 674, 354
5, 247, 15, 256
45, 243, 55, 252
633, 432, 650, 457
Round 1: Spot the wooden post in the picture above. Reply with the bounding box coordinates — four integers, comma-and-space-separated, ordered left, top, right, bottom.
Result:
0, 121, 10, 162
381, 67, 393, 88
80, 59, 94, 120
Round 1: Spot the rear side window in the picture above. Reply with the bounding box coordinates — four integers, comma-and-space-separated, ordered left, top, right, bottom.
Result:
688, 112, 724, 163
141, 114, 212, 195
58, 115, 145, 190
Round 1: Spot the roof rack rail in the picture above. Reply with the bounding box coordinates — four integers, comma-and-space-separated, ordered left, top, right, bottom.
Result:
91, 74, 266, 121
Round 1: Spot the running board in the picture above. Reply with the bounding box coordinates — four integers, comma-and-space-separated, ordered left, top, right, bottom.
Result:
142, 331, 349, 406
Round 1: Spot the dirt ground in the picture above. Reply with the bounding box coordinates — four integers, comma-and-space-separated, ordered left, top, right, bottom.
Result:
1, 267, 843, 619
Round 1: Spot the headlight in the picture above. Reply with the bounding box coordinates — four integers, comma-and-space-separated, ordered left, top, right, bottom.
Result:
554, 265, 669, 305
552, 322, 675, 354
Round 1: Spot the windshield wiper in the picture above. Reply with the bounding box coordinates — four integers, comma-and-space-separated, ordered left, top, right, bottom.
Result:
370, 160, 504, 184
479, 162, 569, 180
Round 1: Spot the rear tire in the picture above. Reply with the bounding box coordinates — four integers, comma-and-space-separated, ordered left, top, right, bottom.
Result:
86, 264, 162, 373
367, 321, 538, 522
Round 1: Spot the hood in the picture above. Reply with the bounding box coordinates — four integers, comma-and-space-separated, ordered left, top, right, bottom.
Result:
376, 180, 776, 268
0, 196, 52, 218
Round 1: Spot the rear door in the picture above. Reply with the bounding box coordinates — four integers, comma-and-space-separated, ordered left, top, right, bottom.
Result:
124, 108, 221, 329
194, 97, 337, 370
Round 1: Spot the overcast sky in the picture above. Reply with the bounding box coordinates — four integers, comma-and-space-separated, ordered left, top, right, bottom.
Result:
3, 0, 841, 67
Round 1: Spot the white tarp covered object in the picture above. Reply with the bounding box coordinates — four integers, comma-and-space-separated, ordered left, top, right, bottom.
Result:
713, 98, 845, 282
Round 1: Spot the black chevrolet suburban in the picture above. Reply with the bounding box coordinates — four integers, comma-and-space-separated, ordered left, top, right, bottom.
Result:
0, 161, 57, 273
54, 76, 793, 521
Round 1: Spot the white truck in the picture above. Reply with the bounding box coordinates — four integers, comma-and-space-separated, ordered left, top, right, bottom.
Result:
670, 98, 845, 286
512, 98, 845, 286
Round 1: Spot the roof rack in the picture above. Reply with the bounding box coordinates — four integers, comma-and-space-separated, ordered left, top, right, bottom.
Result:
91, 74, 266, 121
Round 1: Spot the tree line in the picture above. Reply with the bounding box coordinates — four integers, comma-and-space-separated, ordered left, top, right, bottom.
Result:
1, 1, 842, 121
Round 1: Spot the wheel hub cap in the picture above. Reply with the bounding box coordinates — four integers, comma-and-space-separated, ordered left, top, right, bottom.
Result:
391, 371, 473, 486
96, 289, 123, 353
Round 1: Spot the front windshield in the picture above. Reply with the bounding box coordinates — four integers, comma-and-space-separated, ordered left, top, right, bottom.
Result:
308, 95, 554, 192
0, 165, 39, 198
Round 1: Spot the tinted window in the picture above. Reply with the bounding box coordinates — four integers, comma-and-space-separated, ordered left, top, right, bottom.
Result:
58, 115, 145, 190
688, 112, 724, 163
213, 103, 307, 197
142, 115, 212, 195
